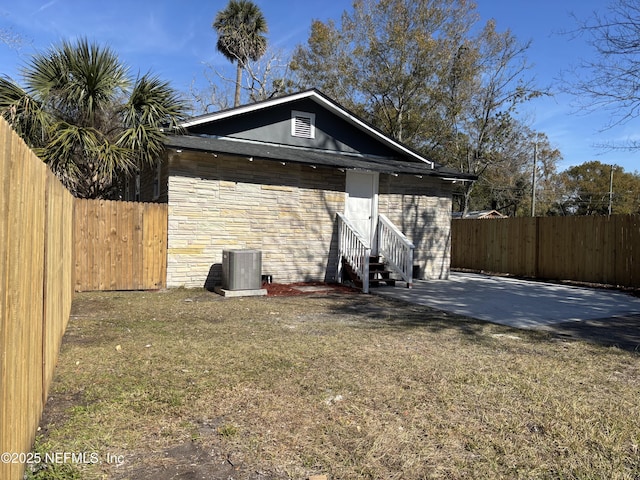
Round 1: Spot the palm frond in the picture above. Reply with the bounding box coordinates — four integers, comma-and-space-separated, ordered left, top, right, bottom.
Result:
117, 123, 165, 169
213, 0, 268, 64
61, 38, 130, 126
4, 38, 187, 198
119, 74, 187, 168
124, 74, 187, 128
0, 76, 51, 146
94, 140, 136, 178
42, 121, 99, 170
23, 38, 129, 127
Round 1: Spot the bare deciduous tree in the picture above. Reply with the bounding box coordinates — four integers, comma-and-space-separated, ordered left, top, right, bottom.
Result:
0, 24, 25, 51
566, 0, 640, 136
190, 46, 292, 114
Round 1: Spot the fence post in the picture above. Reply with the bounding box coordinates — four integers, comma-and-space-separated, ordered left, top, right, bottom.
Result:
534, 216, 540, 279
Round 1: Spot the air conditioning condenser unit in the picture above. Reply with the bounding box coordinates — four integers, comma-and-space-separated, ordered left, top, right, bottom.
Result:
222, 249, 262, 291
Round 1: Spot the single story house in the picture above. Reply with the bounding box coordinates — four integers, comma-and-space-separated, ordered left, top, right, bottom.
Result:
131, 89, 475, 291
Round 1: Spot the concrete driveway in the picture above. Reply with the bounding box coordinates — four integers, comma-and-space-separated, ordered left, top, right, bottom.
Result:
374, 272, 640, 350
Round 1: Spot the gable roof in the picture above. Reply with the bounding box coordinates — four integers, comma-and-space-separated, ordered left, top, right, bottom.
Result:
452, 210, 507, 219
167, 89, 476, 181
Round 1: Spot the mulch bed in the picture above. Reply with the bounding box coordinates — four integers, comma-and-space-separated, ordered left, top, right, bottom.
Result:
264, 281, 361, 296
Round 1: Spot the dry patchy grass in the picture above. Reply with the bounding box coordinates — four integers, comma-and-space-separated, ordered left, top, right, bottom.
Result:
32, 289, 640, 479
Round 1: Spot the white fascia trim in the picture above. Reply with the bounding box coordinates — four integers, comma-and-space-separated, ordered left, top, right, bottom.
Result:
180, 91, 315, 128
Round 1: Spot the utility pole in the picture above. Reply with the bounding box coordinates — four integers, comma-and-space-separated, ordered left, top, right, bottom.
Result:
608, 164, 614, 216
531, 143, 537, 217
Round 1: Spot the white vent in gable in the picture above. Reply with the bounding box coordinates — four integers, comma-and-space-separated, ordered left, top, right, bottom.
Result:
291, 110, 315, 139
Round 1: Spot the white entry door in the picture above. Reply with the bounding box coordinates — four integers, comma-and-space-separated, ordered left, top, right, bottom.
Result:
345, 170, 378, 248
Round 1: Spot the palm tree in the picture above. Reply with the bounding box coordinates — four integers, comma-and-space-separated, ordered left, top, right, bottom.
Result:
213, 0, 268, 107
0, 38, 186, 198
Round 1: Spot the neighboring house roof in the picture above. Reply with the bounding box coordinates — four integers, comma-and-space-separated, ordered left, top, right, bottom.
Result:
166, 89, 476, 181
452, 210, 507, 219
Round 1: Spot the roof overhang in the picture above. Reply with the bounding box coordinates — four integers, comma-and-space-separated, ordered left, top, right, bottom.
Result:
165, 135, 477, 181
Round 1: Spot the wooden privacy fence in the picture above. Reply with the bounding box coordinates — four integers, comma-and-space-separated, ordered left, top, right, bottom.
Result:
74, 199, 168, 291
0, 119, 74, 480
451, 215, 640, 288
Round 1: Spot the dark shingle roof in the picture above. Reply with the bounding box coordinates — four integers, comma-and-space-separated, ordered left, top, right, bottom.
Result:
165, 135, 475, 180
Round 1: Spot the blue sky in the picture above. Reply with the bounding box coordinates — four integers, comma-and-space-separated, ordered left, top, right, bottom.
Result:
0, 0, 638, 173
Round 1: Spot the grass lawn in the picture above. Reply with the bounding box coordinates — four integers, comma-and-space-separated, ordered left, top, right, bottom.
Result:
29, 288, 639, 479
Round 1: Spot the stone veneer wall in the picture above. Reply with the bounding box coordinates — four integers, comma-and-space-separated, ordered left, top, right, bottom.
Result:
165, 150, 453, 288
166, 151, 346, 288
378, 175, 453, 280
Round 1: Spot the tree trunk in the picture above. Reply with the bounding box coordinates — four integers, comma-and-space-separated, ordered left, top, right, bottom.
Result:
462, 182, 474, 216
234, 62, 242, 107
